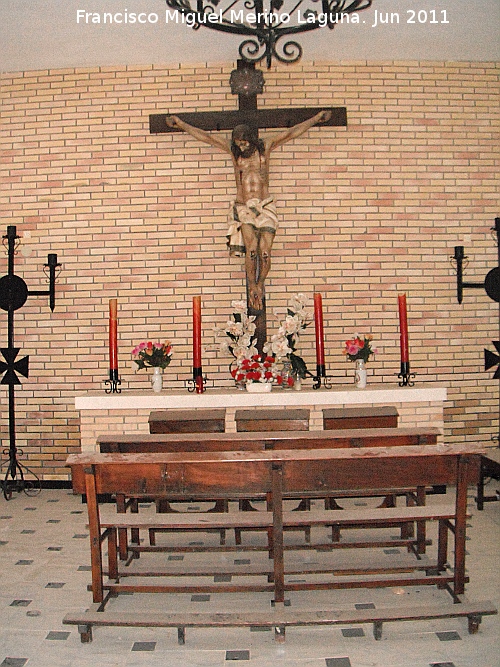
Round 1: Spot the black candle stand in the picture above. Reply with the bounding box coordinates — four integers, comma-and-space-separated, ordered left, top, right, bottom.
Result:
104, 369, 122, 394
0, 226, 60, 500
309, 364, 334, 390
185, 367, 210, 393
398, 361, 416, 387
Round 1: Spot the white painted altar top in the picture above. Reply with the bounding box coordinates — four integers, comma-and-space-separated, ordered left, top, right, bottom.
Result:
75, 384, 447, 411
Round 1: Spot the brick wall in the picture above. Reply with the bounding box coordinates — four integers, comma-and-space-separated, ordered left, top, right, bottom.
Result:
0, 60, 498, 479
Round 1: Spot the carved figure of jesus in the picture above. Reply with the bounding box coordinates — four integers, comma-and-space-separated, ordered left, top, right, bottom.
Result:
166, 110, 331, 310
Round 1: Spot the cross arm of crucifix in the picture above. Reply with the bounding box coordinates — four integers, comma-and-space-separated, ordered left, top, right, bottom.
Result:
150, 107, 346, 135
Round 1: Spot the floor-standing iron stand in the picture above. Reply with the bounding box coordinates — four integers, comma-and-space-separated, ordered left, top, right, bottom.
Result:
452, 216, 500, 502
0, 226, 60, 500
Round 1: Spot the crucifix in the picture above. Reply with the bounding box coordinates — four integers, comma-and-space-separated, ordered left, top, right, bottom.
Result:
150, 60, 347, 351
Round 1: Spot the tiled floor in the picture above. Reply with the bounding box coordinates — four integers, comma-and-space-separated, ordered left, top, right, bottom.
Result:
0, 481, 499, 667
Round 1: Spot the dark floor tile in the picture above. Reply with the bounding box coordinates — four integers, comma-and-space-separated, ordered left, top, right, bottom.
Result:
214, 574, 232, 582
46, 519, 60, 524
46, 631, 70, 640
168, 554, 184, 561
191, 594, 210, 602
436, 631, 461, 641
131, 641, 156, 651
10, 600, 31, 607
47, 546, 62, 551
0, 541, 8, 546
430, 663, 456, 667
15, 560, 33, 566
225, 650, 250, 660
341, 627, 365, 638
24, 507, 37, 511
47, 499, 60, 503
271, 599, 291, 607
45, 582, 65, 588
355, 603, 376, 610
78, 565, 92, 571
326, 659, 352, 667
73, 533, 88, 538
20, 530, 35, 534
383, 548, 400, 554
70, 510, 84, 514
234, 559, 251, 565
1, 659, 28, 667
0, 516, 13, 520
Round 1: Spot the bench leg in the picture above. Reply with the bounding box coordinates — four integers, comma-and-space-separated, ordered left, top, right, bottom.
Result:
373, 621, 383, 640
178, 627, 186, 644
468, 613, 482, 634
108, 527, 119, 582
274, 625, 286, 643
78, 623, 93, 643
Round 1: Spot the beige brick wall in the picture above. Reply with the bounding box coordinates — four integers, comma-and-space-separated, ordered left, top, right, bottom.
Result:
0, 60, 498, 479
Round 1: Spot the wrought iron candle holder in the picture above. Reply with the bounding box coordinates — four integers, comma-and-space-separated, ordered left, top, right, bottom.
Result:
309, 364, 334, 390
185, 368, 211, 393
398, 361, 416, 387
104, 370, 122, 394
0, 226, 61, 500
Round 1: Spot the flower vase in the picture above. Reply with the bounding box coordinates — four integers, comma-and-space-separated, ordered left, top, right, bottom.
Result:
281, 360, 293, 390
246, 382, 272, 393
354, 359, 367, 389
151, 366, 163, 393
293, 377, 302, 391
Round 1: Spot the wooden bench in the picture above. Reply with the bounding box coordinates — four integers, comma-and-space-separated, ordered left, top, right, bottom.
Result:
64, 597, 498, 645
64, 443, 496, 643
323, 406, 398, 430
98, 427, 442, 554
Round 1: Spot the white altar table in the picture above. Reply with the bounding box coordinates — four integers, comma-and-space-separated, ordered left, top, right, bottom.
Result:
75, 384, 447, 452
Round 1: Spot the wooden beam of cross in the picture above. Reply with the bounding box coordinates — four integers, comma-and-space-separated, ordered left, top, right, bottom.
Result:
150, 61, 347, 352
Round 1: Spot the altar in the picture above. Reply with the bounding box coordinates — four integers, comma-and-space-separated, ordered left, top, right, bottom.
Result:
75, 384, 447, 452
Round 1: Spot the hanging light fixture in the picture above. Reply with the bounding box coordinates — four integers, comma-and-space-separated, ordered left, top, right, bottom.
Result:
164, 0, 373, 68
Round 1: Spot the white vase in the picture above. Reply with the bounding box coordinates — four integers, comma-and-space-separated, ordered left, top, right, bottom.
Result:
354, 359, 367, 389
151, 366, 163, 393
246, 382, 272, 393
293, 378, 302, 391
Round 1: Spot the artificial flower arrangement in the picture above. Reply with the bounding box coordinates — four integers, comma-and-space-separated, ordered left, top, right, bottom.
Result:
231, 354, 290, 386
343, 335, 376, 363
216, 299, 258, 361
132, 341, 173, 370
264, 293, 311, 379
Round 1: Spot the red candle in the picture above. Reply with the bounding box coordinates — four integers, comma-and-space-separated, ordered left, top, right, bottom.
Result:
398, 293, 409, 363
193, 296, 202, 368
313, 293, 325, 367
109, 299, 118, 371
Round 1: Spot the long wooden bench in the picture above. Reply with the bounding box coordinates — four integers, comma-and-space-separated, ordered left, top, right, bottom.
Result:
64, 443, 496, 643
98, 427, 442, 554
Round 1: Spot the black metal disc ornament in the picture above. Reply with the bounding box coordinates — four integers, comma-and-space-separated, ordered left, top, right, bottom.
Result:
0, 274, 29, 311
484, 267, 500, 303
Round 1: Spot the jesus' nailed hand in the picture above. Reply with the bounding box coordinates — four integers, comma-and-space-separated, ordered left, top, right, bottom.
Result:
166, 109, 331, 310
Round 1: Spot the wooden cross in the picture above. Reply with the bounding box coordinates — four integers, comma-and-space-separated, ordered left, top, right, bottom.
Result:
150, 61, 347, 352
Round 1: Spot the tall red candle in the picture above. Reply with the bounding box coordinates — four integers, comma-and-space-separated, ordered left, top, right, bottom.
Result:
313, 293, 325, 367
398, 293, 409, 363
109, 299, 118, 371
193, 296, 202, 368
